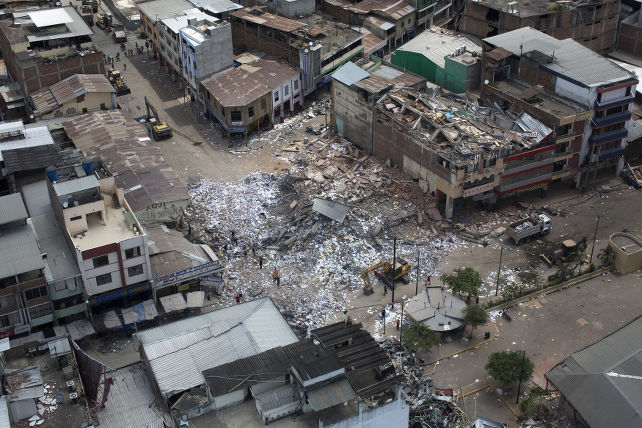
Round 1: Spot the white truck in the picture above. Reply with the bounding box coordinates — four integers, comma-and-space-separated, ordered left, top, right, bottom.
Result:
507, 214, 552, 245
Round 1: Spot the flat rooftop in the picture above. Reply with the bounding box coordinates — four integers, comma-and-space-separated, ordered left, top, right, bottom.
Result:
395, 29, 481, 69
405, 287, 466, 332
296, 13, 363, 60
137, 0, 193, 21
490, 80, 587, 118
7, 7, 94, 44
70, 204, 138, 251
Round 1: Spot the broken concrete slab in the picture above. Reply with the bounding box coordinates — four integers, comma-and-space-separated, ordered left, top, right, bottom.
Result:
312, 198, 350, 223
427, 208, 442, 221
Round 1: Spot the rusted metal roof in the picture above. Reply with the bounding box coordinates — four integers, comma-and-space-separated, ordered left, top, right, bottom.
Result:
202, 58, 299, 108
349, 0, 416, 20
230, 8, 305, 33
61, 110, 188, 212
31, 74, 114, 115
485, 47, 512, 62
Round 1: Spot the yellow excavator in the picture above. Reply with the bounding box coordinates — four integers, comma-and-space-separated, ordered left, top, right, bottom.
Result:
362, 258, 411, 295
144, 96, 172, 140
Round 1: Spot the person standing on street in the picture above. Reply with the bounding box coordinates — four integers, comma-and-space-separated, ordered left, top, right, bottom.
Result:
259, 256, 263, 269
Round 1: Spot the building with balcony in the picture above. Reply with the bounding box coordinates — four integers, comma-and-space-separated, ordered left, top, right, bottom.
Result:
483, 27, 637, 189
45, 160, 153, 311
0, 6, 104, 116
201, 57, 301, 134
0, 193, 51, 338
21, 179, 86, 325
179, 17, 234, 93
458, 0, 620, 56
158, 9, 210, 78
391, 28, 481, 93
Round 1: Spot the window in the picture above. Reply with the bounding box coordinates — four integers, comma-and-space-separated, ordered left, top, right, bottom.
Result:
274, 90, 279, 102
100, 103, 106, 110
96, 273, 112, 286
261, 98, 266, 110
231, 110, 242, 121
0, 315, 10, 328
93, 255, 109, 269
76, 94, 85, 103
125, 247, 141, 259
248, 106, 254, 117
0, 276, 17, 289
70, 215, 82, 221
284, 85, 289, 96
28, 304, 52, 319
294, 80, 299, 91
127, 264, 144, 277
25, 286, 47, 301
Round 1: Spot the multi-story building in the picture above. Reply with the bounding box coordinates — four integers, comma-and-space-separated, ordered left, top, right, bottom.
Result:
229, 8, 363, 95
483, 27, 638, 189
0, 193, 52, 338
46, 161, 153, 310
138, 0, 193, 62
0, 7, 104, 106
201, 58, 301, 134
159, 9, 210, 78
179, 17, 234, 93
458, 0, 620, 55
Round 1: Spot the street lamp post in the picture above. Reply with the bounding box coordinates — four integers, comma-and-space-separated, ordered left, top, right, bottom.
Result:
495, 245, 504, 296
589, 215, 600, 266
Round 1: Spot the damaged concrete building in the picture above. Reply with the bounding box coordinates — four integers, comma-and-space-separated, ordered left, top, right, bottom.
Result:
457, 0, 620, 55
482, 27, 638, 190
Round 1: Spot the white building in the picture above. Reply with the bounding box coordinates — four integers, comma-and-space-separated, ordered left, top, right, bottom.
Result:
179, 17, 233, 92
159, 9, 210, 78
47, 161, 153, 307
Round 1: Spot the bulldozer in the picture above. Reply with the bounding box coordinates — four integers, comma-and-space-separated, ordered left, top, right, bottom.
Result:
107, 70, 131, 96
541, 238, 587, 266
143, 96, 172, 140
362, 258, 411, 295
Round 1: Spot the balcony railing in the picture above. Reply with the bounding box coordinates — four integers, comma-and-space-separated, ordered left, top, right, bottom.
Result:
592, 111, 632, 128
597, 148, 625, 162
588, 128, 628, 145
54, 303, 88, 319
594, 95, 635, 110
499, 172, 552, 193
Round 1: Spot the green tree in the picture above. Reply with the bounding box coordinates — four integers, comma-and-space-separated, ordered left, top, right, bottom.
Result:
440, 267, 482, 298
486, 351, 534, 388
462, 304, 489, 339
401, 321, 441, 354
598, 246, 615, 267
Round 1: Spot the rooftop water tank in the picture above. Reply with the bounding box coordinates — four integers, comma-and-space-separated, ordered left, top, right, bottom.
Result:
46, 166, 57, 182
82, 158, 94, 175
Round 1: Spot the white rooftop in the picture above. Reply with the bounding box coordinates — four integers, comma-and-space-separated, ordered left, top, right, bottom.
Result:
28, 8, 72, 27
70, 205, 139, 251
161, 8, 211, 34
0, 123, 55, 162
396, 30, 481, 69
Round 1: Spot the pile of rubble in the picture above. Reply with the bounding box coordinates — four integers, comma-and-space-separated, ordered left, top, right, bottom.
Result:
380, 339, 467, 427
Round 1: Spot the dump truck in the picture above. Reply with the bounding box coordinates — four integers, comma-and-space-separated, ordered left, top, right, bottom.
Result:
80, 5, 93, 26
107, 70, 131, 96
362, 258, 411, 295
113, 30, 127, 43
507, 214, 552, 245
143, 96, 172, 140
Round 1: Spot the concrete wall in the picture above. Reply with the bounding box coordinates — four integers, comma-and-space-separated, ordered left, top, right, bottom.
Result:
332, 80, 375, 153
181, 22, 234, 90
19, 51, 105, 94
133, 199, 190, 224
203, 86, 272, 133
259, 0, 315, 17
321, 395, 410, 428
609, 232, 642, 275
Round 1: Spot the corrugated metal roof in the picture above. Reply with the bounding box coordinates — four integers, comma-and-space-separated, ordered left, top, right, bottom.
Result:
189, 0, 242, 14
0, 124, 54, 162
546, 316, 642, 428
0, 223, 44, 278
332, 62, 370, 87
229, 9, 305, 33
52, 175, 100, 197
396, 30, 481, 69
307, 378, 355, 411
6, 366, 44, 402
31, 74, 114, 115
515, 112, 552, 143
62, 110, 189, 212
484, 27, 634, 88
95, 363, 171, 428
0, 193, 28, 225
255, 384, 297, 411
135, 297, 297, 398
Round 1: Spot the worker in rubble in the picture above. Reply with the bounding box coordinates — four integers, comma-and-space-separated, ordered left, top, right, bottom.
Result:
259, 256, 263, 269
273, 268, 278, 283
235, 294, 240, 305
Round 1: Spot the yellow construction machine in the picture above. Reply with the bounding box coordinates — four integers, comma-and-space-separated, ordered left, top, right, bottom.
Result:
362, 258, 411, 295
144, 96, 172, 140
107, 70, 131, 96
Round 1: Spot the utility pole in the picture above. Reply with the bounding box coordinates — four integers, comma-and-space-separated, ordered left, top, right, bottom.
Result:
516, 350, 526, 404
589, 215, 600, 265
495, 245, 504, 296
382, 307, 386, 335
399, 301, 405, 349
415, 249, 419, 296
392, 237, 396, 303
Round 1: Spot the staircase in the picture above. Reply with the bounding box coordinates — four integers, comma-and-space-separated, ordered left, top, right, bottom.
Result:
112, 194, 120, 209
